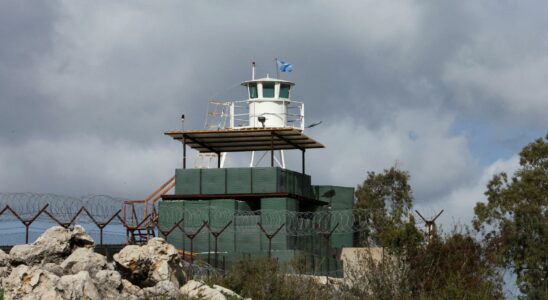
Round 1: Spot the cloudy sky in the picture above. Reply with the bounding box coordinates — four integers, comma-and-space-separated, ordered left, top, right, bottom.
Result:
0, 0, 546, 229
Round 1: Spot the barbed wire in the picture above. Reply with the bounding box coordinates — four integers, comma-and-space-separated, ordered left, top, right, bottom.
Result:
0, 193, 124, 221
159, 207, 362, 236
0, 192, 429, 245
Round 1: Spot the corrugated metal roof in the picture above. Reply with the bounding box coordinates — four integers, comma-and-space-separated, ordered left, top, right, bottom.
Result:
164, 128, 324, 153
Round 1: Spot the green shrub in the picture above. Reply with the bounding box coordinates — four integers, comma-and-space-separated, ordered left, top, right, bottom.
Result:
206, 257, 336, 300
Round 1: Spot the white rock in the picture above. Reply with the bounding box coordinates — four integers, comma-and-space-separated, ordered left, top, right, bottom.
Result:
10, 226, 94, 266
3, 264, 62, 300
42, 262, 64, 277
121, 279, 145, 299
56, 271, 100, 300
213, 284, 244, 299
0, 248, 9, 266
180, 280, 242, 300
61, 247, 110, 276
0, 266, 10, 284
94, 269, 122, 291
0, 249, 11, 289
93, 270, 145, 300
70, 225, 95, 246
113, 238, 186, 288
143, 280, 180, 299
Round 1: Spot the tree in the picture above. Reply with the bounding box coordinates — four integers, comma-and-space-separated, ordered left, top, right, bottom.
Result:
474, 135, 548, 298
408, 231, 503, 299
354, 166, 422, 248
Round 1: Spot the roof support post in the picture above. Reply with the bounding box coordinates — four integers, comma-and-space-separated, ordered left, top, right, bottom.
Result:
302, 149, 306, 175
183, 135, 186, 169
271, 131, 274, 167
217, 152, 221, 168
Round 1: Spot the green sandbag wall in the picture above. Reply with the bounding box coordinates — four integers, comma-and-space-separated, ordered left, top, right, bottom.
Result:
175, 167, 313, 198
313, 185, 355, 248
161, 167, 355, 276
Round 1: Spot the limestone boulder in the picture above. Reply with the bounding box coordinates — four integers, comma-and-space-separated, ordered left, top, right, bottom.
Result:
213, 284, 246, 299
0, 248, 9, 266
10, 225, 94, 266
56, 271, 100, 300
143, 280, 180, 300
93, 270, 144, 300
3, 264, 62, 300
113, 237, 186, 288
61, 247, 111, 276
121, 279, 145, 299
179, 280, 244, 300
0, 249, 11, 289
0, 266, 10, 284
93, 269, 122, 293
42, 263, 64, 277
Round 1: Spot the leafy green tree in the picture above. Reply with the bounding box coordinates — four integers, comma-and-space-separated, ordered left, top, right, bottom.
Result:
354, 166, 422, 248
474, 135, 548, 298
408, 231, 503, 299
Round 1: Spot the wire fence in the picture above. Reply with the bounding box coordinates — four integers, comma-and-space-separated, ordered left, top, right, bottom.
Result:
0, 193, 349, 277
0, 192, 376, 246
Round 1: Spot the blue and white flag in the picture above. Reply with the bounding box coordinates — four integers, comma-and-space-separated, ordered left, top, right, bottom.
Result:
276, 59, 294, 72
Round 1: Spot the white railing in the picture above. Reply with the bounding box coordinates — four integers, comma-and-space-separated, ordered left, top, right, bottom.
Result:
228, 99, 305, 131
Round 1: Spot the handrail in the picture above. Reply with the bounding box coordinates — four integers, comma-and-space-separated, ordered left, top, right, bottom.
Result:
151, 181, 176, 205
143, 176, 175, 221
145, 175, 175, 203
123, 176, 176, 229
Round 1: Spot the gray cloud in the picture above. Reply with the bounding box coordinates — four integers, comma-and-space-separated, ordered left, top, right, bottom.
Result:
0, 1, 545, 224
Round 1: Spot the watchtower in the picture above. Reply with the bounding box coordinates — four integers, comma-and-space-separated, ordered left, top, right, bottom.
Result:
144, 63, 355, 273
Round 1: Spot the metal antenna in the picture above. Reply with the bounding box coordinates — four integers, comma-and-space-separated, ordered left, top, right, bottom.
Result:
415, 209, 444, 243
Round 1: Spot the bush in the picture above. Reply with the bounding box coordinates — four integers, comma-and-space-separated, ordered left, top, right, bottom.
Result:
206, 257, 337, 300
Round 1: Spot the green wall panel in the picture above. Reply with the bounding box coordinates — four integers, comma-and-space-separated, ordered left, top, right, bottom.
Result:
158, 201, 185, 249
226, 168, 252, 194
235, 215, 261, 253
209, 200, 236, 253
201, 169, 226, 194
252, 168, 278, 193
175, 169, 201, 194
286, 170, 296, 194
181, 201, 210, 253
331, 232, 353, 248
315, 186, 355, 209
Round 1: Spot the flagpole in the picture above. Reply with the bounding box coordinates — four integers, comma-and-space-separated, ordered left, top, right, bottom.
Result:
275, 58, 280, 79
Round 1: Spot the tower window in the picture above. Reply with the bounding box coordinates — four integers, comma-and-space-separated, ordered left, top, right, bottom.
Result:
249, 83, 258, 99
279, 84, 290, 98
263, 83, 275, 98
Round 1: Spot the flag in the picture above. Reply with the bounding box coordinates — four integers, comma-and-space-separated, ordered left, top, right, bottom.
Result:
276, 59, 294, 72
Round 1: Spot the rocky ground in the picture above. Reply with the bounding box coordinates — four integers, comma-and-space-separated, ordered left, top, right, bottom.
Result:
0, 226, 244, 300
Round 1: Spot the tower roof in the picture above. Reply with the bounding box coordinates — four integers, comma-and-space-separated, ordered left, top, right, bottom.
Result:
165, 128, 323, 153
241, 77, 295, 86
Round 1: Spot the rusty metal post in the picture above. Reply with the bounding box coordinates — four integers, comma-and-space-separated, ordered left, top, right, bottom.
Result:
1, 204, 49, 244
180, 221, 207, 264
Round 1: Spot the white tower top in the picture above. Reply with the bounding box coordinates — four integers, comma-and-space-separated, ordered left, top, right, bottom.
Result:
230, 76, 304, 130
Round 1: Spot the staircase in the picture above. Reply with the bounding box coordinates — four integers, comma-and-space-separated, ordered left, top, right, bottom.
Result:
123, 176, 175, 245
127, 227, 156, 245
